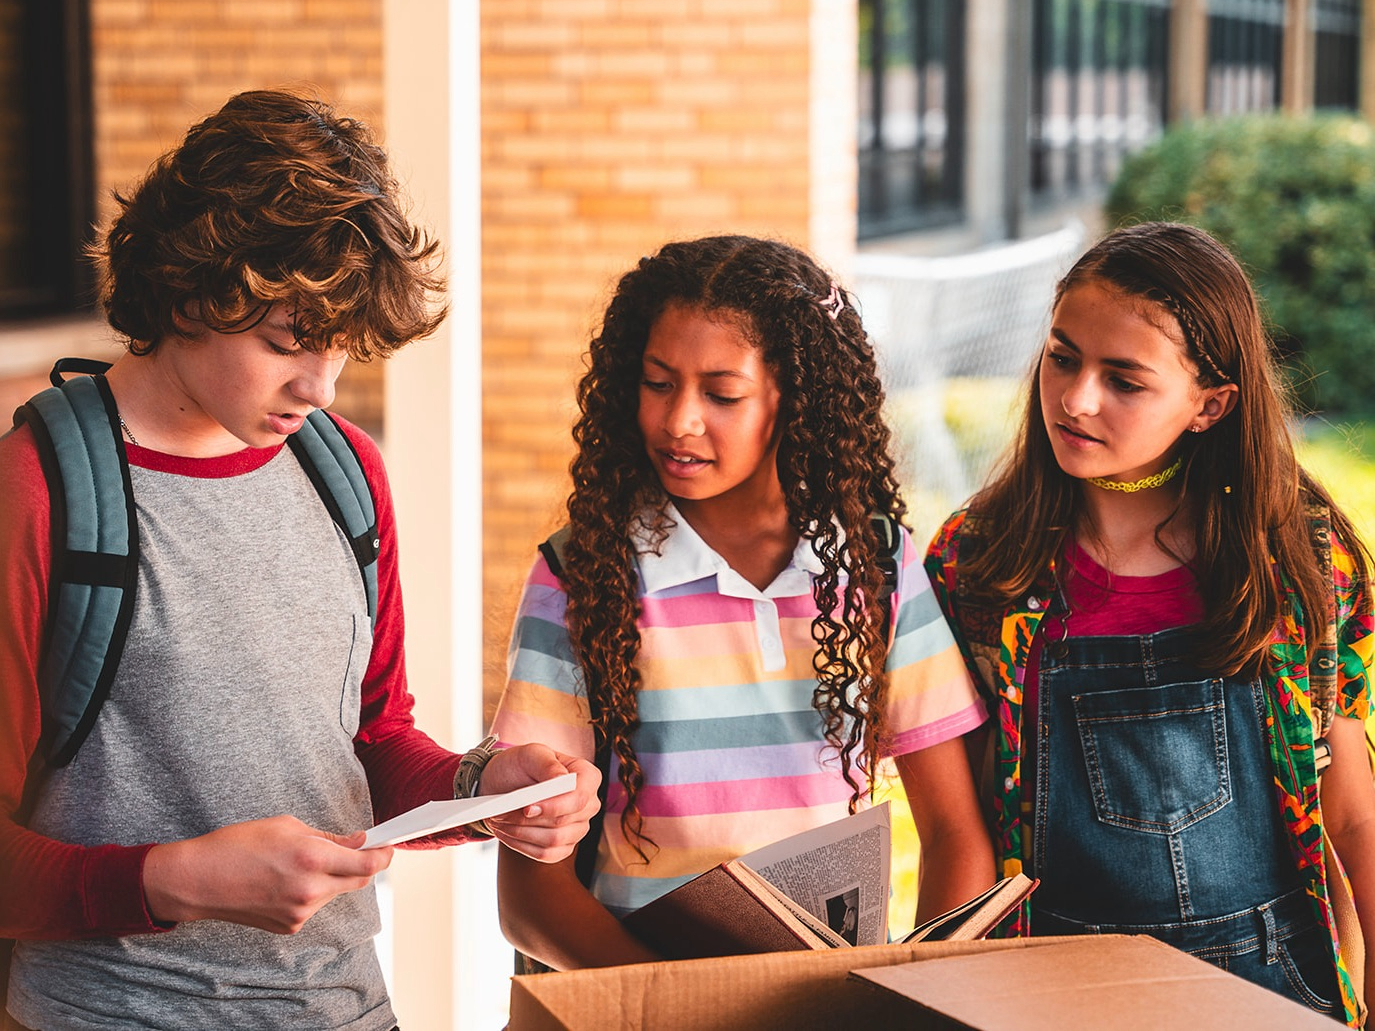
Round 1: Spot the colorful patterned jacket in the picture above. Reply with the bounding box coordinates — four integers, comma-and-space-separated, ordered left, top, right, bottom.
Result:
924, 507, 1373, 1026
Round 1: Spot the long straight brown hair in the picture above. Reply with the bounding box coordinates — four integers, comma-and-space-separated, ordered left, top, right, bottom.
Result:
962, 221, 1369, 675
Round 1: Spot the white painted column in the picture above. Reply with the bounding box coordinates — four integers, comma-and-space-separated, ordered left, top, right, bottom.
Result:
810, 0, 859, 275
381, 0, 495, 1027
965, 0, 1013, 243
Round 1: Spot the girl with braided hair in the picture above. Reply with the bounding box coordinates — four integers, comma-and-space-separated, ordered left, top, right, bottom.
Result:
493, 235, 994, 969
925, 221, 1375, 1023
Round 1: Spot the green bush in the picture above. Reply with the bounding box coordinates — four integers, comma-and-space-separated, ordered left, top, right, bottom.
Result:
1106, 114, 1375, 415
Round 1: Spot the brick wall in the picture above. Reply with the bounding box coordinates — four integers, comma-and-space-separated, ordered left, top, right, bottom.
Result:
17, 0, 859, 710
87, 0, 387, 431
479, 0, 857, 706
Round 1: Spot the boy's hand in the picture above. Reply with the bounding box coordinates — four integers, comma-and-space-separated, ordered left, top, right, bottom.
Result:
143, 815, 394, 934
478, 744, 602, 863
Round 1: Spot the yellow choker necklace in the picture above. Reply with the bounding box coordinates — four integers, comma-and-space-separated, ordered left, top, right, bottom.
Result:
1086, 457, 1182, 494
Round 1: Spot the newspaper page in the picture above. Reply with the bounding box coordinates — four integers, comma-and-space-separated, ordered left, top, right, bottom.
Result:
738, 802, 891, 947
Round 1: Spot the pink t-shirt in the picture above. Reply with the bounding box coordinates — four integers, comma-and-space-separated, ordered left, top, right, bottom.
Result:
1023, 539, 1205, 801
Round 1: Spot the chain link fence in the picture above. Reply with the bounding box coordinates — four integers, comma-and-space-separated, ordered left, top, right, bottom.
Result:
853, 221, 1087, 542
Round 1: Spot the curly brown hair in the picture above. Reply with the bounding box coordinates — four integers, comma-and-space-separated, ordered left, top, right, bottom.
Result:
562, 235, 908, 856
93, 89, 445, 359
965, 221, 1371, 675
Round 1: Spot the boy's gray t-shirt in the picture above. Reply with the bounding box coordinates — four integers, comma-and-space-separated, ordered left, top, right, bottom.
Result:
9, 449, 395, 1030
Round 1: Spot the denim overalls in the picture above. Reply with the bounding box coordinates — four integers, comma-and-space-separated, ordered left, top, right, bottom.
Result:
1028, 625, 1340, 1015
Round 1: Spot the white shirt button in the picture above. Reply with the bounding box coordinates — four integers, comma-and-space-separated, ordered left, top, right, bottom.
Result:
755, 599, 785, 672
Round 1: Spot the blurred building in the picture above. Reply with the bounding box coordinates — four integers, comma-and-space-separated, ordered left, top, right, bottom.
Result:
1, 1, 1371, 1025
859, 0, 1370, 249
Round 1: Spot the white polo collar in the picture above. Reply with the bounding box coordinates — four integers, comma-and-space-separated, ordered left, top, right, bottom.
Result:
634, 503, 826, 599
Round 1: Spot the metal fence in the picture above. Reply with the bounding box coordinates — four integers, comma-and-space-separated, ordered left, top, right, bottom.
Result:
1314, 0, 1362, 109
1030, 0, 1172, 202
1206, 0, 1284, 113
858, 0, 967, 238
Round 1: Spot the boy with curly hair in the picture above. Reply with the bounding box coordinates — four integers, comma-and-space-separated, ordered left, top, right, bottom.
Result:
0, 89, 598, 1030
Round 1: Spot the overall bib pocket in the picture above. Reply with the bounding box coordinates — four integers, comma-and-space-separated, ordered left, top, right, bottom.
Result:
1071, 679, 1230, 834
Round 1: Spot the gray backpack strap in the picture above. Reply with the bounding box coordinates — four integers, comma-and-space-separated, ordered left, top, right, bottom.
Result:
14, 366, 379, 769
13, 370, 138, 767
286, 409, 380, 619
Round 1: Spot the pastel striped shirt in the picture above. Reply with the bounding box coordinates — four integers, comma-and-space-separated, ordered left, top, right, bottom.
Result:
491, 507, 986, 916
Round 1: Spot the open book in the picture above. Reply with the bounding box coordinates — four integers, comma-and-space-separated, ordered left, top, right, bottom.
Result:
622, 805, 892, 960
621, 804, 1038, 961
900, 873, 1038, 943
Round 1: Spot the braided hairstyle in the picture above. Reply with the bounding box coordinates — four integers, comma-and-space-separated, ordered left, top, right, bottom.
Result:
964, 221, 1370, 675
562, 235, 907, 856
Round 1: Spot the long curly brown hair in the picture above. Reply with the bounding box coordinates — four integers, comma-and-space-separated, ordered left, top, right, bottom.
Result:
964, 221, 1370, 675
563, 235, 907, 855
93, 88, 445, 359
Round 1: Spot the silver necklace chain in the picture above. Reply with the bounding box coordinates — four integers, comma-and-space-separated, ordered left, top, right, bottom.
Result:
117, 412, 140, 447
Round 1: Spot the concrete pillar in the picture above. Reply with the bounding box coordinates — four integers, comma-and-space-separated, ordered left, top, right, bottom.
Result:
1170, 0, 1209, 121
1003, 0, 1033, 241
1363, 0, 1375, 119
1282, 0, 1314, 113
381, 0, 490, 1027
963, 0, 1013, 243
810, 0, 860, 275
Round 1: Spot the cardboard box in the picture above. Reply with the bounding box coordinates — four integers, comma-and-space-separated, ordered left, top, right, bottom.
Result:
509, 935, 1336, 1030
511, 937, 1054, 1030
853, 934, 1336, 1030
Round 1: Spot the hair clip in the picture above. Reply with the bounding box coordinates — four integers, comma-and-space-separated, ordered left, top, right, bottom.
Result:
821, 281, 845, 321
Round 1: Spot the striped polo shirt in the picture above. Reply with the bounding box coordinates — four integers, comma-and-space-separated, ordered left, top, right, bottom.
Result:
492, 506, 985, 916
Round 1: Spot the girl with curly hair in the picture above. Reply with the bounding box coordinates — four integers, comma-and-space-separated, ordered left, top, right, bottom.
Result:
925, 222, 1375, 1023
493, 235, 994, 969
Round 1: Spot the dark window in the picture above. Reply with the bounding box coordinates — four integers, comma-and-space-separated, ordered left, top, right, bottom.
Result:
858, 0, 967, 239
0, 0, 94, 318
1313, 0, 1360, 110
1206, 0, 1284, 113
1029, 0, 1170, 201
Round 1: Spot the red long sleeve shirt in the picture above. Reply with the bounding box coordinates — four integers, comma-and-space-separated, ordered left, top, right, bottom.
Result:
0, 415, 466, 940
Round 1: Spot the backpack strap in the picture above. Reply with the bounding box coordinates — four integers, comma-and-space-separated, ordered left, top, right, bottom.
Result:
13, 369, 139, 767
870, 511, 902, 636
1308, 503, 1339, 734
286, 409, 380, 620
1307, 501, 1343, 775
1307, 503, 1375, 780
15, 361, 380, 769
538, 524, 572, 583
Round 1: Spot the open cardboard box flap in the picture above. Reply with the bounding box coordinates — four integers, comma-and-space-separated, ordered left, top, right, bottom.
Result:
510, 934, 1334, 1030
852, 933, 1336, 1030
